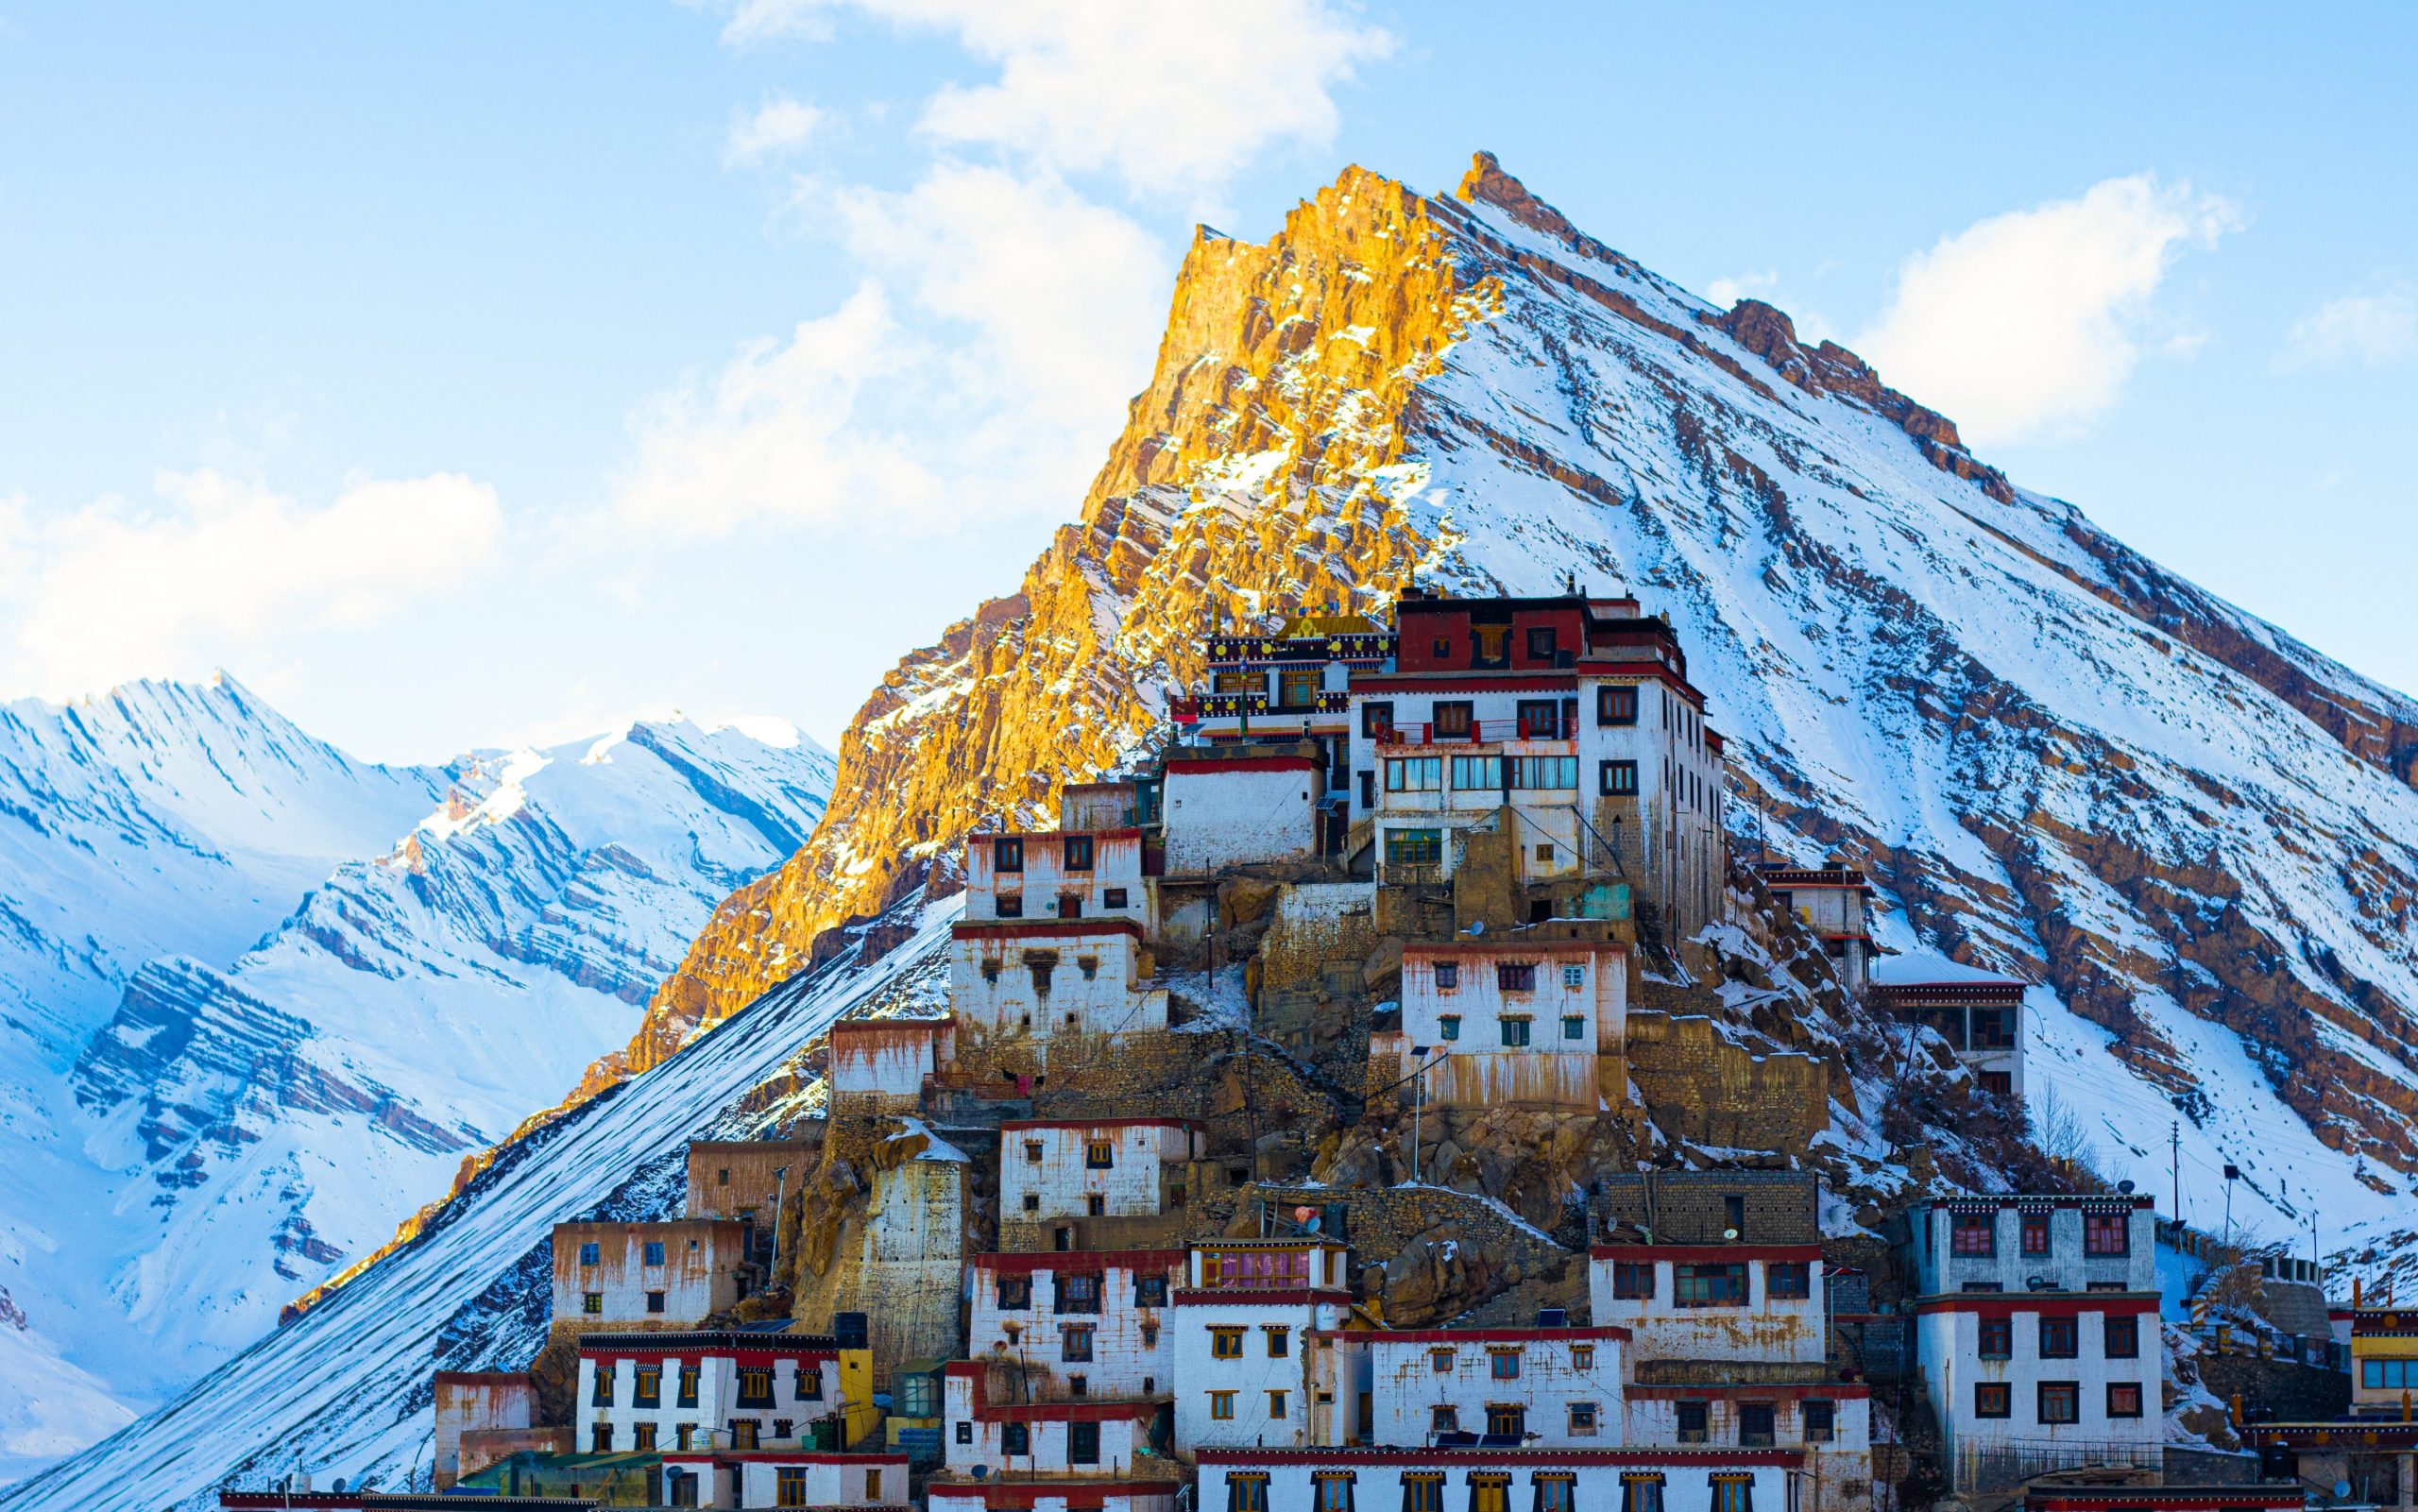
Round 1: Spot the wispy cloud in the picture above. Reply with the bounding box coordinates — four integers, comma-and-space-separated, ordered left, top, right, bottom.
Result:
1856, 174, 2240, 446
724, 96, 825, 165
2273, 288, 2416, 372
3, 469, 503, 698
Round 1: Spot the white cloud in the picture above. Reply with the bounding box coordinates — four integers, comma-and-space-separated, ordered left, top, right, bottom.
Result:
2274, 289, 2416, 372
4, 470, 502, 697
724, 96, 825, 165
1706, 271, 1777, 308
714, 0, 1392, 199
1855, 174, 2240, 446
613, 165, 1167, 539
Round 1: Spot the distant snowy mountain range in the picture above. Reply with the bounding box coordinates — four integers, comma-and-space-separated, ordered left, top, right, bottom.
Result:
0, 675, 834, 1485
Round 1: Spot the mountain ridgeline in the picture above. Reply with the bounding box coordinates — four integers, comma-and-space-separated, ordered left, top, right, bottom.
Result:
622, 155, 2418, 1228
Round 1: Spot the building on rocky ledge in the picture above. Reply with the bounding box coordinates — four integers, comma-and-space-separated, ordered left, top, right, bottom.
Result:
1169, 610, 1394, 806
967, 825, 1154, 928
1751, 862, 1875, 998
1347, 590, 1727, 943
572, 1325, 843, 1457
949, 918, 1168, 1057
433, 1370, 536, 1488
1378, 941, 1628, 1113
1868, 955, 2027, 1099
1902, 1193, 2163, 1492
995, 1119, 1205, 1252
828, 1016, 959, 1113
686, 1139, 814, 1265
1162, 746, 1331, 875
964, 1250, 1184, 1402
552, 1218, 754, 1330
1173, 1239, 1358, 1456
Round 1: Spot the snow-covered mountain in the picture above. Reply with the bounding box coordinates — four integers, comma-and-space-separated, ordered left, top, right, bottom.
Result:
0, 680, 834, 1485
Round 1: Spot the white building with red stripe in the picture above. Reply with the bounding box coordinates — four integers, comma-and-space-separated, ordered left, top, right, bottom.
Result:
572, 1329, 840, 1456
1587, 1244, 1828, 1365
1194, 1449, 1799, 1512
964, 1250, 1184, 1402
1173, 1240, 1358, 1456
653, 1450, 909, 1509
968, 826, 1153, 927
1393, 942, 1626, 1112
1161, 753, 1324, 876
928, 1480, 1180, 1512
1331, 1325, 1627, 1449
827, 1016, 956, 1114
950, 918, 1169, 1046
996, 1120, 1202, 1250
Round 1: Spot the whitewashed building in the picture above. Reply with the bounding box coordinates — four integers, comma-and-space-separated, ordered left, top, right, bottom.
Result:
654, 1450, 909, 1509
553, 1219, 753, 1328
996, 1119, 1203, 1251
1753, 863, 1875, 998
1870, 956, 2027, 1100
967, 826, 1153, 926
1394, 943, 1626, 1111
1587, 1244, 1828, 1365
941, 1362, 1170, 1478
828, 1017, 956, 1114
1336, 1325, 1627, 1449
1169, 611, 1393, 807
573, 1328, 840, 1456
1905, 1195, 2162, 1491
1162, 752, 1323, 876
1194, 1450, 1800, 1512
929, 1479, 1178, 1512
964, 1250, 1184, 1402
1625, 1366, 1872, 1512
949, 918, 1168, 1045
1173, 1239, 1358, 1457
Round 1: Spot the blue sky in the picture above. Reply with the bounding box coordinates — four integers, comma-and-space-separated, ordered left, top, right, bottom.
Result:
1, 2, 2410, 761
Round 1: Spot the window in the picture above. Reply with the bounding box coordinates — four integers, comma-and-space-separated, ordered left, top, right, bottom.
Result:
1209, 1390, 1236, 1419
1677, 1402, 1709, 1443
1569, 1401, 1600, 1436
2087, 1281, 2129, 1293
1963, 1282, 2004, 1294
1063, 1324, 1096, 1362
1055, 1272, 1102, 1314
1803, 1400, 1836, 1442
1739, 1402, 1776, 1448
994, 837, 1024, 872
1002, 1422, 1031, 1455
1572, 1345, 1595, 1370
1485, 1404, 1525, 1437
1363, 701, 1397, 739
1434, 701, 1475, 738
1141, 1324, 1160, 1349
632, 1422, 656, 1452
738, 1368, 775, 1408
1021, 1193, 1040, 1212
1972, 1379, 2013, 1419
576, 1241, 601, 1266
1278, 667, 1320, 710
1526, 627, 1559, 661
633, 1367, 661, 1407
640, 1239, 666, 1266
1516, 699, 1560, 738
1086, 1139, 1115, 1169
1490, 1349, 1522, 1380
1622, 1475, 1666, 1512
1970, 1007, 2018, 1049
1598, 686, 1639, 725
2021, 1211, 2052, 1255
2038, 1381, 2081, 1424
1509, 756, 1577, 789
1767, 1262, 1811, 1299
1434, 961, 1459, 991
1725, 1196, 1745, 1232
1979, 1317, 2013, 1359
1229, 1474, 1272, 1512
1063, 834, 1095, 871
1674, 1262, 1749, 1307
730, 1419, 761, 1451
775, 1469, 808, 1508
1430, 1348, 1456, 1372
2104, 1315, 2140, 1359
1950, 1212, 1997, 1256
955, 1421, 974, 1445
1432, 1405, 1459, 1433
645, 1290, 667, 1314
1711, 1475, 1754, 1512
1103, 887, 1129, 909
1561, 1014, 1587, 1041
1439, 1015, 1462, 1041
1212, 1327, 1245, 1359
2039, 1316, 2079, 1358
1268, 1390, 1288, 1419
1471, 626, 1509, 667
797, 1364, 824, 1401
1981, 1070, 2014, 1097
996, 894, 1024, 918
1387, 828, 1444, 867
1499, 1016, 1532, 1047
1316, 1472, 1356, 1512
996, 1275, 1031, 1309
1404, 1474, 1447, 1512
591, 1367, 615, 1405
864, 1470, 882, 1503
1069, 1421, 1100, 1465
1599, 760, 1639, 796
590, 1424, 613, 1453
1135, 1275, 1169, 1307
1497, 962, 1536, 992
1266, 1326, 1291, 1357
1387, 757, 1444, 792
2084, 1212, 2131, 1256
2363, 1359, 2418, 1389
677, 1366, 700, 1408
1613, 1262, 1655, 1300
1451, 754, 1503, 791
1469, 1472, 1512, 1512
1561, 964, 1585, 989
2107, 1382, 2144, 1419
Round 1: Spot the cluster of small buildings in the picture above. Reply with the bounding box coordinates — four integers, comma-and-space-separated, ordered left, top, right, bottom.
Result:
217, 589, 2395, 1512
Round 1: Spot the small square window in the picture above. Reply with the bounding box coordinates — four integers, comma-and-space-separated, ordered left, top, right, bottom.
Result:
1439, 1015, 1461, 1041
577, 1241, 601, 1266
1569, 1402, 1599, 1436
1490, 1349, 1521, 1380
581, 1291, 603, 1315
1562, 1015, 1586, 1040
1803, 1401, 1835, 1442
955, 1421, 974, 1445
2038, 1381, 2081, 1424
1266, 1327, 1290, 1358
1086, 1140, 1115, 1169
1974, 1382, 2011, 1419
1210, 1391, 1236, 1420
1433, 961, 1459, 991
1431, 1405, 1458, 1433
642, 1240, 666, 1266
1429, 1348, 1455, 1372
1212, 1328, 1245, 1359
2106, 1382, 2144, 1419
2104, 1315, 2140, 1359
1600, 759, 1639, 796
2039, 1316, 2079, 1358
1268, 1390, 1287, 1419
1571, 1345, 1595, 1370
1497, 962, 1536, 992
1102, 887, 1128, 909
1562, 964, 1584, 988
1979, 1317, 2013, 1359
1499, 1016, 1532, 1047
1021, 1193, 1040, 1212
1767, 1262, 1811, 1299
644, 1289, 667, 1314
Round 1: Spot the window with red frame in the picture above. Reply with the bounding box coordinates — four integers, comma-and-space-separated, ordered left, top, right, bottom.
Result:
2084, 1212, 2131, 1256
2020, 1211, 2052, 1255
1950, 1212, 1996, 1256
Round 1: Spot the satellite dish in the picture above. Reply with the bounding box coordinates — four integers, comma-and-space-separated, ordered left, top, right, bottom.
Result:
332, 1480, 349, 1494
974, 1466, 994, 1481
2117, 1180, 2136, 1194
2335, 1485, 2352, 1500
1723, 1228, 1740, 1241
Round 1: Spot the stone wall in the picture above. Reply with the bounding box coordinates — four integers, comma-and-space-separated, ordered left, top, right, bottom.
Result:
1597, 1168, 1818, 1244
1625, 1011, 1829, 1155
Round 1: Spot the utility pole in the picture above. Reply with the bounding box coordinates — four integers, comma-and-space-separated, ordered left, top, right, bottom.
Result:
2310, 1206, 2321, 1269
1407, 1046, 1429, 1187
2170, 1122, 2181, 1221
2222, 1163, 2239, 1249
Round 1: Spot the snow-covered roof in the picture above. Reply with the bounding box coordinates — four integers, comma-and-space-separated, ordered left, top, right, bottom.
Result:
1870, 952, 2025, 988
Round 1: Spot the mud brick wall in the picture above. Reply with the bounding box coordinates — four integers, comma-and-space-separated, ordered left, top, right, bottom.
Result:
1624, 1011, 1830, 1155
1256, 882, 1382, 994
1597, 1169, 1819, 1244
2194, 1352, 2352, 1421
1234, 1181, 1569, 1291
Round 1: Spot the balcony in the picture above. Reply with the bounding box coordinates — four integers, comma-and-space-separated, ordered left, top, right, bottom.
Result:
1378, 860, 1445, 887
1175, 691, 1347, 722
1373, 720, 1570, 746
